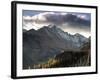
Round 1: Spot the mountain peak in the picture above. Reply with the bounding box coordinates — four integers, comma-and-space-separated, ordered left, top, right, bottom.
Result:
74, 33, 83, 37
23, 29, 27, 32
51, 25, 58, 29
28, 28, 36, 32
26, 28, 38, 35
48, 24, 56, 28
51, 25, 57, 28
50, 25, 62, 31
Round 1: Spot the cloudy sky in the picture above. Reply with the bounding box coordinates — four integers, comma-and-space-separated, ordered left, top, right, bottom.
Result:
23, 10, 91, 37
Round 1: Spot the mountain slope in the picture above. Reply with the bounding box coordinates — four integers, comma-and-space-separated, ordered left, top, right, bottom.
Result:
23, 25, 88, 69
34, 40, 91, 68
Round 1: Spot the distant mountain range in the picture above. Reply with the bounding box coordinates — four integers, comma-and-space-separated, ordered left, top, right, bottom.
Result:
23, 25, 89, 69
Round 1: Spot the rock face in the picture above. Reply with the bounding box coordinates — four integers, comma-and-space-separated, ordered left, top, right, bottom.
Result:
23, 25, 88, 69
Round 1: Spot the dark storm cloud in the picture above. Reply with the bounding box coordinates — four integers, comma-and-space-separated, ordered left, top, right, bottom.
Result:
43, 13, 90, 28
63, 14, 90, 26
23, 12, 91, 31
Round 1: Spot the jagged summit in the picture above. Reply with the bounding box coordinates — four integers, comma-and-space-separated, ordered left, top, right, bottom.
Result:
50, 25, 62, 31
74, 33, 84, 37
47, 24, 57, 28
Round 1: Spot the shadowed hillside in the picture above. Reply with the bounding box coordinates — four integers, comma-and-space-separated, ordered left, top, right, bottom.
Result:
33, 51, 90, 68
32, 39, 91, 69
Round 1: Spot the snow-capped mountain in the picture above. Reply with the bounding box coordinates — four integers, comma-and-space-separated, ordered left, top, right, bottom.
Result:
23, 25, 88, 69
